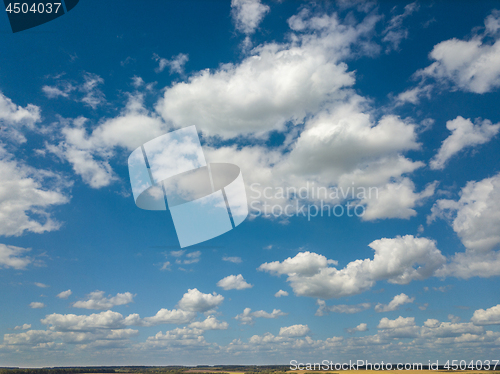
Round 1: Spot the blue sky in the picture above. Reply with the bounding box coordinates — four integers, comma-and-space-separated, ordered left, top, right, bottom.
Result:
1, 0, 500, 367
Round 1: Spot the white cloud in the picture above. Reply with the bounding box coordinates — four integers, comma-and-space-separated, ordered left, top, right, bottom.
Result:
140, 309, 196, 326
421, 319, 483, 338
156, 11, 379, 139
430, 172, 500, 278
430, 116, 500, 169
231, 0, 269, 35
62, 146, 116, 188
279, 324, 310, 337
80, 73, 105, 109
30, 302, 46, 309
259, 235, 446, 298
217, 274, 253, 290
378, 316, 415, 329
395, 84, 433, 105
42, 310, 127, 331
56, 290, 72, 299
223, 256, 242, 264
274, 290, 288, 297
14, 324, 31, 330
375, 293, 415, 312
34, 282, 49, 288
160, 261, 171, 271
188, 316, 229, 330
258, 251, 337, 276
175, 250, 201, 265
72, 291, 135, 310
0, 244, 33, 269
42, 84, 74, 99
316, 300, 371, 316
44, 8, 427, 224
131, 76, 144, 89
142, 327, 208, 349
177, 288, 224, 312
382, 2, 419, 51
418, 11, 500, 94
347, 323, 368, 334
471, 304, 500, 325
46, 93, 169, 189
0, 91, 41, 143
235, 307, 286, 325
153, 53, 189, 75
0, 145, 69, 236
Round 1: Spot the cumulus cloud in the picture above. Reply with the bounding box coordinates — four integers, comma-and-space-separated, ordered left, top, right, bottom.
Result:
374, 293, 415, 312
217, 274, 253, 290
72, 291, 135, 310
0, 91, 41, 143
418, 11, 500, 93
46, 94, 168, 188
42, 310, 127, 331
258, 252, 337, 276
235, 307, 287, 325
141, 327, 208, 349
279, 324, 310, 337
56, 290, 72, 299
14, 324, 31, 330
274, 290, 288, 297
40, 7, 428, 224
316, 300, 371, 316
430, 172, 500, 278
177, 288, 224, 312
231, 0, 269, 35
140, 309, 196, 326
471, 304, 500, 325
259, 235, 446, 299
0, 244, 33, 269
30, 302, 46, 309
156, 11, 379, 139
347, 323, 368, 334
153, 53, 189, 75
0, 145, 69, 236
430, 116, 500, 169
188, 316, 229, 330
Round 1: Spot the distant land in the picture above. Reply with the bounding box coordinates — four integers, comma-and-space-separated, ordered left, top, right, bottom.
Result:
0, 366, 499, 374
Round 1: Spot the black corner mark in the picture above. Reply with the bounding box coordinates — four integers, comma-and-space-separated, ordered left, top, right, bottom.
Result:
3, 0, 79, 33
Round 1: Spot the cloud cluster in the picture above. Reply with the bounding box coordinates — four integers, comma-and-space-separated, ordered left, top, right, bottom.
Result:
4, 288, 226, 350
0, 145, 69, 236
235, 307, 286, 325
374, 293, 414, 313
259, 235, 445, 298
231, 0, 269, 35
430, 172, 500, 278
418, 11, 500, 94
72, 291, 135, 310
217, 274, 253, 290
430, 116, 500, 170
